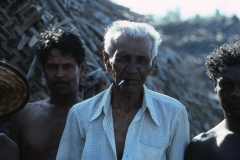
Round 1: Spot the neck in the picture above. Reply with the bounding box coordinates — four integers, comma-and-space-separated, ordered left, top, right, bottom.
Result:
50, 92, 81, 108
225, 116, 240, 134
111, 87, 143, 113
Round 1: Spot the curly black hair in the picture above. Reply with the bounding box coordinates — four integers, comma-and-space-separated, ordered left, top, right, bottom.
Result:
36, 28, 86, 66
205, 41, 240, 83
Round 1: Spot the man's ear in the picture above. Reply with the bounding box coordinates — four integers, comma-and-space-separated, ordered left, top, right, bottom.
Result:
149, 57, 156, 75
213, 82, 217, 93
102, 50, 112, 72
79, 60, 87, 77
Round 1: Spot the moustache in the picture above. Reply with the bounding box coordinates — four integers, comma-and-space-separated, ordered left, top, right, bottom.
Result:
51, 80, 69, 86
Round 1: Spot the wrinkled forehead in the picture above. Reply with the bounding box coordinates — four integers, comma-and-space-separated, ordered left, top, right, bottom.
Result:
112, 33, 153, 56
113, 32, 152, 44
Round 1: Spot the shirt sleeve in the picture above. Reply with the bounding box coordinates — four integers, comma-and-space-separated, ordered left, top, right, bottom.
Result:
56, 107, 84, 160
167, 105, 190, 160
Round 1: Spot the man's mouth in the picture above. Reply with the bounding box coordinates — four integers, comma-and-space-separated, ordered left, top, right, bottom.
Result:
118, 79, 129, 89
118, 78, 139, 88
230, 104, 240, 108
52, 81, 69, 86
224, 102, 240, 109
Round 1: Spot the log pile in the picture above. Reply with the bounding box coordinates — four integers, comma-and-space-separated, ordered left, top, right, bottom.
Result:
146, 47, 223, 137
0, 0, 226, 138
0, 0, 146, 102
157, 15, 240, 91
154, 15, 240, 136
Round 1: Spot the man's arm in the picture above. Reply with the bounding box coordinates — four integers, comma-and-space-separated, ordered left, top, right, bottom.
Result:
0, 133, 20, 160
10, 115, 20, 146
56, 107, 84, 160
10, 104, 31, 154
167, 106, 190, 160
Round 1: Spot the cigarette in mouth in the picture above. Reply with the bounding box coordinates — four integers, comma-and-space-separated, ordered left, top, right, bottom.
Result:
118, 79, 128, 89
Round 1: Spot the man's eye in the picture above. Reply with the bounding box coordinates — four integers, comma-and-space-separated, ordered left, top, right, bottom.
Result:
137, 58, 149, 64
47, 64, 57, 69
63, 64, 74, 69
116, 58, 128, 62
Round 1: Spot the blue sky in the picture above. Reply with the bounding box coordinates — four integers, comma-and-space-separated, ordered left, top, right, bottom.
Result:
111, 0, 240, 20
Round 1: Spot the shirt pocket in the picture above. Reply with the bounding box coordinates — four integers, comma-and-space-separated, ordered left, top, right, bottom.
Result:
132, 142, 163, 160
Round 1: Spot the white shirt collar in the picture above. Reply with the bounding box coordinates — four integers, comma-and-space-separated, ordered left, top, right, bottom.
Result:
89, 84, 160, 126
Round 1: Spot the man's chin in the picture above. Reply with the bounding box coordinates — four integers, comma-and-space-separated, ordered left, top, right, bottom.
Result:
120, 85, 142, 93
224, 109, 240, 120
51, 89, 71, 95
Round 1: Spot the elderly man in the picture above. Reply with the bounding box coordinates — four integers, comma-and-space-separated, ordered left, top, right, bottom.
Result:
11, 29, 87, 160
185, 41, 240, 160
57, 20, 189, 160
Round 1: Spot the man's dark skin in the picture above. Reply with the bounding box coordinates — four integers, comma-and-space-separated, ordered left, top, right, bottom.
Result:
0, 133, 20, 160
11, 46, 86, 159
185, 64, 240, 160
103, 35, 155, 159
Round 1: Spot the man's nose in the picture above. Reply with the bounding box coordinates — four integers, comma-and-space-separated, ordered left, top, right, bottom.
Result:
55, 67, 64, 77
126, 60, 138, 74
231, 85, 240, 98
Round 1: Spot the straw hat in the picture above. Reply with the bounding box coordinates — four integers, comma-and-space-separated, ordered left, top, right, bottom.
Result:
0, 61, 30, 119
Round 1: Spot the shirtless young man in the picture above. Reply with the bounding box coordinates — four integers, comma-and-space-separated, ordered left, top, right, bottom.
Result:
11, 29, 87, 160
185, 41, 240, 160
57, 20, 189, 160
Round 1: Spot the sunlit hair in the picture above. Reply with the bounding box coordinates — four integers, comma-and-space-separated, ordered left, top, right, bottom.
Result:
103, 20, 162, 60
205, 41, 240, 83
36, 28, 86, 66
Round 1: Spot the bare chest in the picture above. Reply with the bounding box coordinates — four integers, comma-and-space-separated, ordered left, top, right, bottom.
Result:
211, 147, 240, 160
113, 111, 136, 159
19, 114, 67, 159
214, 137, 240, 160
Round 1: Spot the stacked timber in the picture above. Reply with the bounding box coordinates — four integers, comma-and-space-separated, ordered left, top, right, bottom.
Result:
0, 0, 224, 137
0, 0, 146, 101
154, 15, 240, 136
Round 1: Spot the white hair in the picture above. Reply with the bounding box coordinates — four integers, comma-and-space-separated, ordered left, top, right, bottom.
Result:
103, 20, 162, 59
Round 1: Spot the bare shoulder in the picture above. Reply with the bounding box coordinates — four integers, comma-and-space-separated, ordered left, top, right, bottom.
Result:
0, 133, 17, 147
185, 121, 226, 160
0, 133, 19, 158
11, 98, 50, 124
0, 133, 13, 144
25, 98, 50, 109
18, 98, 49, 112
184, 131, 216, 160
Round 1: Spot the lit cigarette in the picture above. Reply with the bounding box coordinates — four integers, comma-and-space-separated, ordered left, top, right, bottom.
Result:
118, 79, 128, 89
